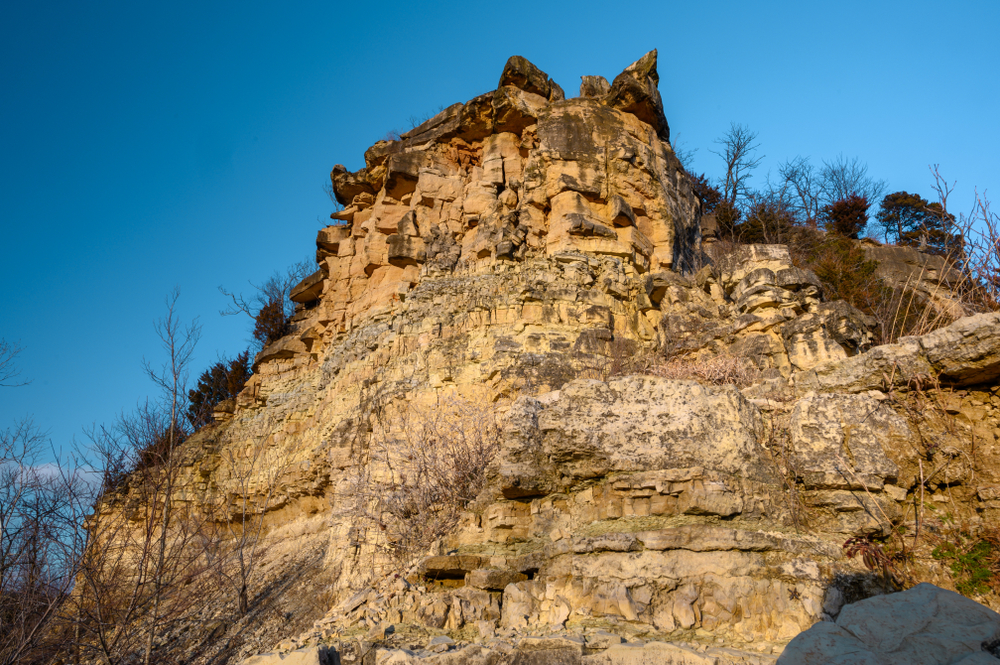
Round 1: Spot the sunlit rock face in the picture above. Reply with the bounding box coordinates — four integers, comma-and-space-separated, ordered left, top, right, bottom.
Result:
317, 50, 700, 334
89, 52, 1000, 665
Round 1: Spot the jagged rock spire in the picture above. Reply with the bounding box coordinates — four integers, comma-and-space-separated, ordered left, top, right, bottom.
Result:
604, 50, 669, 142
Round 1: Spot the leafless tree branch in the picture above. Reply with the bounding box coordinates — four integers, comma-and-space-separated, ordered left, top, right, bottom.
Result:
0, 339, 28, 388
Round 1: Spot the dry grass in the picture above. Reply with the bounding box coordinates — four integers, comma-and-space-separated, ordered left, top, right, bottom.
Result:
594, 337, 762, 388
646, 352, 762, 387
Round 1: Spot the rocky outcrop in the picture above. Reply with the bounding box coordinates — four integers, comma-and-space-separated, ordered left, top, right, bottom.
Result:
318, 49, 699, 341
795, 311, 1000, 393
865, 241, 969, 319
89, 52, 1000, 665
655, 245, 877, 375
778, 583, 1000, 664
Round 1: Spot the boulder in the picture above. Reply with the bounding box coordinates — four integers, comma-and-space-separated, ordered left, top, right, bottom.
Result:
777, 583, 1000, 664
797, 311, 1000, 393
498, 55, 560, 100
920, 311, 1000, 385
330, 165, 375, 206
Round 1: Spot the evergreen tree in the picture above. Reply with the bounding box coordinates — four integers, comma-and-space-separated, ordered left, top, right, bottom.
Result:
876, 191, 961, 254
187, 351, 252, 428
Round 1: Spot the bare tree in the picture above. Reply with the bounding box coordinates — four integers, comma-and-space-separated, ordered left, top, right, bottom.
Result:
344, 392, 501, 572
71, 291, 206, 665
777, 156, 823, 227
970, 190, 1000, 302
819, 154, 887, 210
219, 258, 314, 354
139, 290, 200, 665
0, 420, 92, 665
710, 123, 764, 211
671, 132, 698, 173
928, 164, 965, 254
0, 339, 28, 388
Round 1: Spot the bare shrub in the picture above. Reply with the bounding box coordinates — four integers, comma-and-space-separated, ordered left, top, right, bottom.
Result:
589, 335, 761, 388
865, 173, 999, 344
590, 337, 657, 381
0, 419, 92, 665
648, 353, 762, 388
73, 292, 208, 665
78, 403, 208, 665
198, 415, 299, 618
955, 184, 1000, 310
220, 259, 314, 354
345, 394, 501, 565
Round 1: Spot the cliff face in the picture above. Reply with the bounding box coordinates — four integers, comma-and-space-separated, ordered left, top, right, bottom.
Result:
95, 52, 1000, 664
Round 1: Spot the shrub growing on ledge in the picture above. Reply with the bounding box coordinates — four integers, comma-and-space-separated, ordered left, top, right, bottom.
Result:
252, 298, 290, 348
187, 351, 252, 428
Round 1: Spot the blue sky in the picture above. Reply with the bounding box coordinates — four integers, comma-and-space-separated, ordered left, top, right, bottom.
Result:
2, 0, 998, 451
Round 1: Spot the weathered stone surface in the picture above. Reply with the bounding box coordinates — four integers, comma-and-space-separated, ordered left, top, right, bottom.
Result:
797, 311, 1000, 392
920, 312, 1000, 384
497, 376, 772, 497
401, 103, 464, 143
637, 526, 841, 558
418, 555, 486, 580
579, 76, 610, 99
654, 243, 877, 374
865, 242, 968, 319
387, 234, 427, 267
466, 568, 527, 590
788, 394, 903, 490
254, 331, 309, 366
290, 270, 325, 303
778, 584, 1000, 664
331, 164, 375, 206
794, 337, 932, 394
585, 642, 776, 665
498, 55, 560, 101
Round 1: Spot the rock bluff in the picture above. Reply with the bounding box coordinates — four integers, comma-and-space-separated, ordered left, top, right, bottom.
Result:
92, 53, 1000, 665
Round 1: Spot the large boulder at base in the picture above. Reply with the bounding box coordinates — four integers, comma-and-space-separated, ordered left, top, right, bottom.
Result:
777, 583, 1000, 664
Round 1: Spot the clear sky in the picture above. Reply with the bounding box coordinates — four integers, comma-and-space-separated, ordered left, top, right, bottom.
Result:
2, 0, 998, 451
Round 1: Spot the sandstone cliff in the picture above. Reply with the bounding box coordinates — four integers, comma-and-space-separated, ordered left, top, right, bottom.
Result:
91, 52, 1000, 665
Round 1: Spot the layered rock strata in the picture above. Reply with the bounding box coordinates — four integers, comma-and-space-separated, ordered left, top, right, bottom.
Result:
90, 52, 1000, 664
